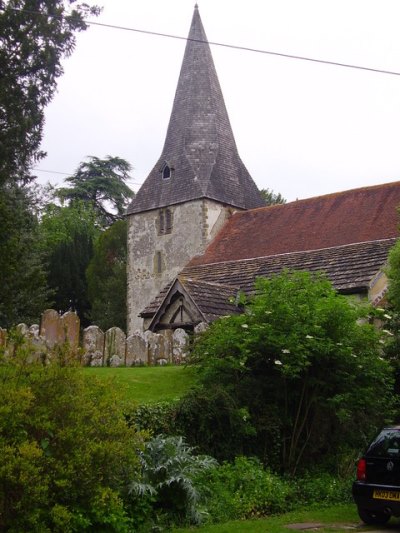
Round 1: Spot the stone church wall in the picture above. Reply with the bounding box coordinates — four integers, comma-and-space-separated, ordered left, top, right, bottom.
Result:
127, 198, 237, 334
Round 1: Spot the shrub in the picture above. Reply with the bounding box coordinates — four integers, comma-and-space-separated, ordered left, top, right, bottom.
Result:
200, 457, 353, 524
201, 456, 293, 523
190, 271, 395, 473
0, 355, 142, 531
129, 435, 217, 528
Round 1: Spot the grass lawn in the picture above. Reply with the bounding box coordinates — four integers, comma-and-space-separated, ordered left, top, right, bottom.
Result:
173, 504, 398, 532
80, 365, 198, 403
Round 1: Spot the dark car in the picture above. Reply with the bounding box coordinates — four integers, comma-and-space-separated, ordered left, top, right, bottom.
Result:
353, 426, 400, 525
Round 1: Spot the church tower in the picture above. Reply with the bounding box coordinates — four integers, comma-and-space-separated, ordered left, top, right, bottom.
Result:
126, 5, 264, 334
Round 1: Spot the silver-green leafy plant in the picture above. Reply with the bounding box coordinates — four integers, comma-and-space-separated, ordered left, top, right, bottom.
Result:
129, 435, 217, 526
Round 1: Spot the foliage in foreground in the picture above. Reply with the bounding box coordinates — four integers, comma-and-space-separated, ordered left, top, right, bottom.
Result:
187, 271, 395, 473
198, 456, 353, 525
130, 435, 217, 529
0, 354, 142, 532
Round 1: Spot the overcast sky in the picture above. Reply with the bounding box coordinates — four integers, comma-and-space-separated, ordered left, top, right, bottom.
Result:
36, 0, 400, 202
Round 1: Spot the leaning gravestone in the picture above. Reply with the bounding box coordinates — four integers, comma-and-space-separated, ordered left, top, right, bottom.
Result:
104, 327, 126, 367
126, 333, 147, 366
82, 325, 104, 366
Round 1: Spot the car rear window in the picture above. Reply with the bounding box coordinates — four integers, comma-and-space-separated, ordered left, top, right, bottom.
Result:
366, 429, 400, 457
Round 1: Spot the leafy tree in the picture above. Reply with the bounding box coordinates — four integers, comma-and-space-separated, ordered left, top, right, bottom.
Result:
0, 184, 49, 328
86, 219, 127, 331
39, 201, 99, 323
0, 354, 141, 531
259, 188, 286, 206
189, 271, 394, 474
57, 156, 134, 227
0, 0, 100, 186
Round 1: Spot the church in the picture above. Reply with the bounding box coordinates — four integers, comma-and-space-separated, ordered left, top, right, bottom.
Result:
126, 5, 400, 336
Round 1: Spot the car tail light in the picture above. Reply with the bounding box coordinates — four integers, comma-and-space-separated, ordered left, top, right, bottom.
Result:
356, 458, 366, 481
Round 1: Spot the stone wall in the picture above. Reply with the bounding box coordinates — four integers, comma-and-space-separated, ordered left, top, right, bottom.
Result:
126, 198, 236, 334
0, 309, 199, 366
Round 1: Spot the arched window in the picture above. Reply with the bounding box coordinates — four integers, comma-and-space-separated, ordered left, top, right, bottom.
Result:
162, 164, 171, 180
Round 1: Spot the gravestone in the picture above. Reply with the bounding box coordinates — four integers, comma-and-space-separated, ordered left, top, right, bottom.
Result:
40, 309, 63, 348
126, 333, 147, 366
0, 328, 7, 349
61, 311, 80, 349
147, 332, 165, 364
173, 328, 189, 363
104, 327, 126, 366
83, 325, 104, 366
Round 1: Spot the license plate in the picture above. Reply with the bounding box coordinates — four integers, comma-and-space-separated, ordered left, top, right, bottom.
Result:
373, 489, 400, 501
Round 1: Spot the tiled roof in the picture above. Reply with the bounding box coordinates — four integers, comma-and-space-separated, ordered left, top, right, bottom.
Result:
181, 278, 240, 322
141, 277, 240, 321
127, 6, 264, 215
142, 239, 396, 320
189, 182, 400, 266
183, 239, 396, 295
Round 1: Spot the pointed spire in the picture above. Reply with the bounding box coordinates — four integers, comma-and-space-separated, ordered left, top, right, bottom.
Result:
127, 6, 263, 215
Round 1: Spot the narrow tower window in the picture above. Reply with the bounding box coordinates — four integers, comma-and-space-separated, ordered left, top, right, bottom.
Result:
155, 251, 163, 274
162, 164, 171, 180
165, 209, 173, 233
158, 208, 173, 235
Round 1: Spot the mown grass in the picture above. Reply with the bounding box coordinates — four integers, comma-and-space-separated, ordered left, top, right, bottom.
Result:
80, 365, 198, 403
173, 504, 397, 532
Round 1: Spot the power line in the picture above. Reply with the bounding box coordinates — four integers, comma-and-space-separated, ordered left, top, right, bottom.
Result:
6, 6, 400, 78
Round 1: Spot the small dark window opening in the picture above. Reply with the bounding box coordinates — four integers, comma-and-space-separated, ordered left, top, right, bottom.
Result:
159, 210, 165, 234
158, 208, 173, 235
162, 165, 171, 180
156, 251, 162, 274
165, 209, 172, 233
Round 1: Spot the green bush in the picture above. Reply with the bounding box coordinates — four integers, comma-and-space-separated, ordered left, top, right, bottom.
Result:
293, 472, 353, 507
0, 355, 142, 532
128, 401, 178, 435
199, 457, 353, 524
201, 456, 293, 522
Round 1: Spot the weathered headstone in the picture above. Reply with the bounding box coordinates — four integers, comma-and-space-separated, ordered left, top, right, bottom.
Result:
104, 327, 126, 366
29, 324, 40, 338
161, 329, 173, 363
173, 328, 189, 363
82, 325, 104, 366
194, 322, 208, 334
16, 323, 29, 337
126, 333, 147, 366
147, 332, 166, 364
61, 311, 80, 350
40, 309, 63, 348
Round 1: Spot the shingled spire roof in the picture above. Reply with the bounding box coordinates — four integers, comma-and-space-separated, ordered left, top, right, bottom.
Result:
127, 5, 264, 215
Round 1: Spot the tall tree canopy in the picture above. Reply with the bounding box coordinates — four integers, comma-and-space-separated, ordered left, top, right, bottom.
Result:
86, 219, 127, 331
39, 201, 99, 323
57, 156, 134, 227
259, 188, 286, 206
0, 184, 49, 328
0, 0, 100, 185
